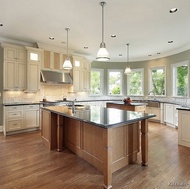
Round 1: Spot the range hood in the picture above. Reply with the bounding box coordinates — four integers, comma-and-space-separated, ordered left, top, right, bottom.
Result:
40, 70, 73, 84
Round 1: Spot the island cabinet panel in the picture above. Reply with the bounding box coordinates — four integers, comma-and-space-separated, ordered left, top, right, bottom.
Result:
64, 117, 81, 153
62, 117, 140, 173
41, 111, 57, 150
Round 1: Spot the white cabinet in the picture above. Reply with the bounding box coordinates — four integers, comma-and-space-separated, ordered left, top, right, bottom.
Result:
42, 49, 65, 71
145, 107, 160, 121
164, 103, 180, 127
25, 47, 42, 92
3, 104, 40, 136
24, 105, 40, 128
164, 103, 174, 125
178, 110, 190, 148
70, 56, 91, 92
2, 44, 26, 90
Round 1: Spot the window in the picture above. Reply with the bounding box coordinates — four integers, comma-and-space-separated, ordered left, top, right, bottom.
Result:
149, 67, 166, 96
127, 68, 144, 96
90, 68, 104, 95
108, 70, 123, 95
172, 61, 189, 97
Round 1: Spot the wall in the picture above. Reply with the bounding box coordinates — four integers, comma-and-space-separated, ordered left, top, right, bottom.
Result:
0, 47, 3, 127
91, 49, 190, 98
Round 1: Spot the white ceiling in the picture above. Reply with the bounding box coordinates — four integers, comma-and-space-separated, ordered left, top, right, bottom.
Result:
0, 0, 190, 62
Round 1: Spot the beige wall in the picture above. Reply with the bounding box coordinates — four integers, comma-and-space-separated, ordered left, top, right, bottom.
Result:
91, 49, 190, 97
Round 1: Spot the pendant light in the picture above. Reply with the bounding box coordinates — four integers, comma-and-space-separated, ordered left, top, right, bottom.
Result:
96, 2, 110, 61
124, 43, 131, 75
62, 28, 72, 69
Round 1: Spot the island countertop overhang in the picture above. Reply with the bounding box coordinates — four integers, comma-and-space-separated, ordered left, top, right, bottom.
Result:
41, 105, 155, 128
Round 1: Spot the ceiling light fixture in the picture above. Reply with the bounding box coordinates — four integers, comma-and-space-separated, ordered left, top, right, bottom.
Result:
49, 37, 54, 40
111, 34, 116, 38
96, 2, 110, 61
124, 43, 131, 75
62, 28, 72, 70
168, 40, 173, 43
169, 8, 178, 13
0, 23, 3, 26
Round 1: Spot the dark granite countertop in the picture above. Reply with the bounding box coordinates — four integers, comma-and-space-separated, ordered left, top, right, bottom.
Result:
177, 107, 190, 111
3, 102, 41, 106
42, 105, 155, 128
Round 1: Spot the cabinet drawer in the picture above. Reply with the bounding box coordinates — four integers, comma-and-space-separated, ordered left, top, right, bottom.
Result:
6, 105, 23, 111
24, 105, 39, 110
6, 110, 23, 119
7, 119, 23, 131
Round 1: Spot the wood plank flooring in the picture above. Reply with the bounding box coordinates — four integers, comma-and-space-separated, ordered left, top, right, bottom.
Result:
0, 122, 190, 189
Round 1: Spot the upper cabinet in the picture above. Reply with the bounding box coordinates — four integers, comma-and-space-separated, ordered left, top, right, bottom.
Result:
2, 43, 27, 90
42, 50, 64, 71
25, 46, 42, 92
70, 55, 91, 92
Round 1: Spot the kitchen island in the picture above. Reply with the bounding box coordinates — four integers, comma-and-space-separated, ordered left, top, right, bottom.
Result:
41, 105, 155, 189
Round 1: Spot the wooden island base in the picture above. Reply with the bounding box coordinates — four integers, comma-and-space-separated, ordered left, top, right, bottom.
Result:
41, 110, 148, 188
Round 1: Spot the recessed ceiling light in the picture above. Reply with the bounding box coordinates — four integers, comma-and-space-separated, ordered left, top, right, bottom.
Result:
168, 40, 173, 43
169, 8, 178, 13
0, 23, 3, 26
84, 46, 88, 49
111, 34, 116, 38
157, 52, 161, 55
119, 54, 122, 56
49, 37, 54, 40
148, 54, 152, 56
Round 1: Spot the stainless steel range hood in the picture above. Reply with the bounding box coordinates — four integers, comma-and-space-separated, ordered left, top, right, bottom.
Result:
40, 70, 73, 84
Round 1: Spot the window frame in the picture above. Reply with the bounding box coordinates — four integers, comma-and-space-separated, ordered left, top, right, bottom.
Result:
107, 69, 123, 96
127, 68, 144, 96
171, 60, 189, 97
90, 68, 104, 96
148, 66, 166, 97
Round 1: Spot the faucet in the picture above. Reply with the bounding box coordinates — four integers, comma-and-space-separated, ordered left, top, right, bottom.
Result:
148, 90, 156, 100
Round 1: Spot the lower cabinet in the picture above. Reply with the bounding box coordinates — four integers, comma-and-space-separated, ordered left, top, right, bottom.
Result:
3, 104, 40, 136
145, 107, 160, 122
178, 110, 190, 148
164, 103, 180, 127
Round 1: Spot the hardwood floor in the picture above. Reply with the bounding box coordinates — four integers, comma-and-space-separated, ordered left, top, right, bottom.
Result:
0, 122, 190, 189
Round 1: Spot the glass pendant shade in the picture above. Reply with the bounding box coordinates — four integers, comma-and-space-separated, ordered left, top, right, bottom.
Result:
124, 67, 131, 75
62, 28, 72, 70
96, 2, 110, 61
124, 43, 131, 75
62, 57, 72, 69
96, 42, 110, 61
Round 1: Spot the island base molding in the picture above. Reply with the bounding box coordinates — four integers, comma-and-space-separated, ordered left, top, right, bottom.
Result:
41, 110, 148, 188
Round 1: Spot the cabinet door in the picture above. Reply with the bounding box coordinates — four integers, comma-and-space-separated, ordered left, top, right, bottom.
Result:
26, 48, 41, 92
165, 104, 174, 124
25, 109, 39, 128
151, 107, 160, 120
53, 52, 61, 70
6, 119, 23, 131
4, 59, 16, 89
73, 69, 80, 92
27, 62, 40, 91
43, 50, 51, 69
4, 47, 17, 60
17, 61, 26, 90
